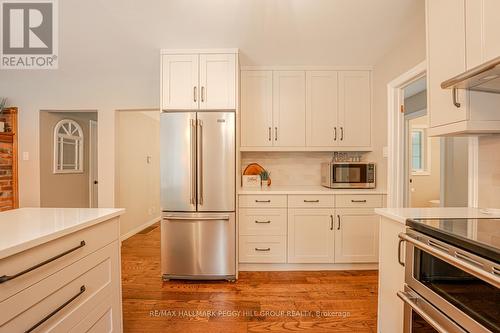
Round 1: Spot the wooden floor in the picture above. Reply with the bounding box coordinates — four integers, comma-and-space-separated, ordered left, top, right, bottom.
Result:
121, 223, 378, 333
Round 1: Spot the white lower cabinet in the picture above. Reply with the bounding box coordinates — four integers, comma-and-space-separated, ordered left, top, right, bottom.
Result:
287, 208, 335, 263
334, 208, 379, 263
239, 235, 286, 263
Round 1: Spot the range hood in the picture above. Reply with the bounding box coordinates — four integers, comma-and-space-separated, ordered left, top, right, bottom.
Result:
441, 56, 500, 94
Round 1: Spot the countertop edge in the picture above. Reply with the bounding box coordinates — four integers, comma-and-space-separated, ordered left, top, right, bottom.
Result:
238, 188, 387, 195
0, 209, 125, 259
374, 207, 500, 225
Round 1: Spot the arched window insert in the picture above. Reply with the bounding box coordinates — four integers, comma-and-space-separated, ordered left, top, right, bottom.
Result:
53, 119, 84, 173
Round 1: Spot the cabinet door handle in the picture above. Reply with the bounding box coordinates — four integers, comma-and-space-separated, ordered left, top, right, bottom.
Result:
274, 127, 278, 141
337, 215, 341, 230
334, 127, 337, 141
255, 200, 271, 203
304, 200, 320, 203
0, 241, 86, 284
255, 247, 271, 252
452, 88, 461, 108
255, 220, 271, 224
268, 127, 272, 141
201, 86, 205, 102
351, 199, 367, 203
330, 215, 334, 230
26, 285, 86, 333
398, 239, 405, 267
340, 127, 344, 141
193, 86, 197, 103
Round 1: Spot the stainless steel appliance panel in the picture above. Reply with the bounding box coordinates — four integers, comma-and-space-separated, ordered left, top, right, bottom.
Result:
196, 112, 235, 212
161, 212, 236, 279
160, 112, 197, 212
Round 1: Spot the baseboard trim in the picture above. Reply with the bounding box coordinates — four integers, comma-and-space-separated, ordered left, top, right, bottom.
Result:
238, 263, 378, 271
120, 216, 160, 242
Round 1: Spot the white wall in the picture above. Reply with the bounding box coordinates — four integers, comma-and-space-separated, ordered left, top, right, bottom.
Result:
116, 111, 160, 237
0, 0, 425, 207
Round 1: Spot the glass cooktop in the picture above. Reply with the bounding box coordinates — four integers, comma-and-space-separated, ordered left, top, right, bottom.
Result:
406, 218, 500, 263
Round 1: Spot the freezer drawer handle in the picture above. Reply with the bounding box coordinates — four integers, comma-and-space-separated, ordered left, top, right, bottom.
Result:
163, 215, 230, 221
304, 200, 320, 203
255, 247, 271, 252
0, 241, 86, 284
26, 285, 86, 333
255, 220, 271, 224
255, 200, 271, 203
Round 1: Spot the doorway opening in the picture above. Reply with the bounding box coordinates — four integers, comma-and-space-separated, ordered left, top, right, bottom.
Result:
39, 110, 98, 208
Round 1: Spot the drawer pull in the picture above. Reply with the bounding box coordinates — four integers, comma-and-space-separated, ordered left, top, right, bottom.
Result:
255, 220, 271, 224
255, 200, 271, 203
26, 285, 86, 333
303, 200, 320, 203
255, 247, 271, 252
351, 199, 367, 203
0, 240, 86, 284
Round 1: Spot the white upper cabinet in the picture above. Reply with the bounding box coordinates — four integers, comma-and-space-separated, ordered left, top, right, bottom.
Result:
240, 68, 372, 151
426, 0, 500, 136
334, 208, 379, 263
240, 71, 273, 147
199, 54, 236, 110
161, 50, 237, 111
161, 54, 199, 110
273, 71, 306, 147
338, 71, 371, 147
306, 71, 339, 147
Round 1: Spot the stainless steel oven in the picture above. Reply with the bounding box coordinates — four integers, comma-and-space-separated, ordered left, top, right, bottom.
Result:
398, 229, 500, 333
320, 162, 375, 189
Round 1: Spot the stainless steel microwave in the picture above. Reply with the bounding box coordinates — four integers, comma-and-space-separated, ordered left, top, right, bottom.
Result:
321, 162, 376, 189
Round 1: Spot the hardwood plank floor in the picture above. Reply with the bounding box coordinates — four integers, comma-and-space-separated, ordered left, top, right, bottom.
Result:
121, 223, 378, 332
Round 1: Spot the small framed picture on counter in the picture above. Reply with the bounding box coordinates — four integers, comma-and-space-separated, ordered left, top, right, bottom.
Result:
242, 175, 261, 188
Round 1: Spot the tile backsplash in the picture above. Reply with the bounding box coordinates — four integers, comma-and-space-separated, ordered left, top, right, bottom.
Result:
241, 151, 368, 186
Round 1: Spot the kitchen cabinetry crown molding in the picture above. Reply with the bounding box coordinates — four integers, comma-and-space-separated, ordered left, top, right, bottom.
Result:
161, 48, 239, 55
240, 65, 373, 71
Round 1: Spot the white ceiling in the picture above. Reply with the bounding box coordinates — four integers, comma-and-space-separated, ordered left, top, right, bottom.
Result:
88, 0, 425, 66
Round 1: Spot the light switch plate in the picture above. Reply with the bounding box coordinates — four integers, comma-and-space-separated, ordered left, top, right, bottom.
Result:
382, 146, 388, 158
22, 152, 29, 160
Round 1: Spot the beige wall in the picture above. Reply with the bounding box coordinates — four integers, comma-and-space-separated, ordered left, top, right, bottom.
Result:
116, 111, 160, 237
40, 112, 97, 207
408, 115, 440, 207
478, 135, 500, 209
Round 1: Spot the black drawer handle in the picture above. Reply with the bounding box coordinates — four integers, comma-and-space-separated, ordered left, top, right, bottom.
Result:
0, 241, 86, 284
304, 200, 320, 203
25, 285, 86, 333
255, 247, 271, 252
351, 200, 367, 203
255, 200, 271, 203
255, 220, 271, 224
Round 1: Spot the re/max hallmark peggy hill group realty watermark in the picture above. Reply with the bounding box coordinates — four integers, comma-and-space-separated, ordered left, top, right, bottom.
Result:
1, 0, 58, 69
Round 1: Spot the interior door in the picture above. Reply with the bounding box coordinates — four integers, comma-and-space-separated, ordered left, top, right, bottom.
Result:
273, 71, 306, 147
160, 112, 197, 212
89, 120, 98, 208
287, 209, 335, 263
161, 54, 199, 110
240, 70, 273, 147
197, 112, 235, 212
199, 54, 236, 110
334, 208, 379, 263
306, 71, 339, 147
338, 71, 371, 147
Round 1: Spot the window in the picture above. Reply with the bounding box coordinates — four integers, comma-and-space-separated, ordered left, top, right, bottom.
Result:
54, 119, 84, 173
411, 127, 429, 175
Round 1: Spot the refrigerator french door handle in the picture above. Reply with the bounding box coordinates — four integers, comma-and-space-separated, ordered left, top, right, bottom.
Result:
190, 119, 196, 205
198, 119, 204, 205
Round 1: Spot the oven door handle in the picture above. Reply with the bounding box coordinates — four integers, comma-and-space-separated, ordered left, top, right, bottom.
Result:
398, 233, 500, 288
397, 290, 467, 333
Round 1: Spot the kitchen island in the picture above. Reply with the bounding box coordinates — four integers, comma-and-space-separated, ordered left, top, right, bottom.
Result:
375, 207, 500, 333
0, 208, 124, 332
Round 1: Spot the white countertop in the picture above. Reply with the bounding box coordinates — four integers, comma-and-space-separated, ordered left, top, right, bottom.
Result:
375, 207, 500, 224
0, 208, 125, 259
238, 185, 386, 195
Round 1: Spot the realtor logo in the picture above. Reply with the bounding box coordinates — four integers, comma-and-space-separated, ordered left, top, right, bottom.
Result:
1, 0, 58, 69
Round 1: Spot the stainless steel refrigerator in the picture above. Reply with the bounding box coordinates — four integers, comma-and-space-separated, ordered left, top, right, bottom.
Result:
160, 111, 236, 281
